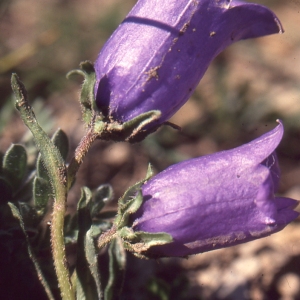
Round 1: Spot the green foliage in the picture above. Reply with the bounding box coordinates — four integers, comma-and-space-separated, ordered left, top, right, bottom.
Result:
76, 187, 102, 300
104, 238, 126, 300
90, 184, 114, 218
34, 128, 69, 215
7, 202, 55, 300
2, 144, 27, 190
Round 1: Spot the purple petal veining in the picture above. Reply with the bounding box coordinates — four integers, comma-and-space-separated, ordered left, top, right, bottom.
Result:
95, 0, 283, 127
131, 122, 299, 257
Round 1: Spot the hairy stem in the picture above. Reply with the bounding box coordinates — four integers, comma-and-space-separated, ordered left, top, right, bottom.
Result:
11, 74, 75, 300
67, 117, 103, 189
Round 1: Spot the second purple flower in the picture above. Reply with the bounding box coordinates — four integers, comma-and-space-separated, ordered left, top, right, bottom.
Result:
130, 122, 299, 257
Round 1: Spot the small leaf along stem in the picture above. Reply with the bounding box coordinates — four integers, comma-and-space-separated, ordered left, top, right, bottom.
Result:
11, 74, 75, 300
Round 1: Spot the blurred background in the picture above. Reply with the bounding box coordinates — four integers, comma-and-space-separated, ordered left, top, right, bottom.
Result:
1, 0, 300, 299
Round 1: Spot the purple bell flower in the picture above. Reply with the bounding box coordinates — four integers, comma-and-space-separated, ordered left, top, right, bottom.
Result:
131, 122, 299, 257
95, 0, 283, 128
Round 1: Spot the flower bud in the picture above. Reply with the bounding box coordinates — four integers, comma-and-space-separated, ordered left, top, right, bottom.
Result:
131, 122, 299, 257
95, 0, 283, 129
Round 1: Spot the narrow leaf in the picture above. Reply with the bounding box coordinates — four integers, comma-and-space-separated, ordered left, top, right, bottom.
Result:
104, 237, 126, 300
51, 129, 69, 161
2, 144, 27, 189
36, 154, 49, 181
85, 229, 102, 298
76, 187, 102, 300
11, 73, 67, 194
36, 129, 69, 180
33, 176, 52, 212
7, 202, 55, 300
91, 184, 114, 218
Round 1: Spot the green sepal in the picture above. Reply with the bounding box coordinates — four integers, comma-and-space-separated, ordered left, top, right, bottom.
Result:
76, 187, 102, 300
118, 227, 173, 258
90, 183, 114, 218
102, 110, 162, 143
7, 202, 55, 300
33, 176, 52, 213
67, 61, 98, 125
2, 144, 27, 190
114, 164, 153, 228
132, 231, 173, 248
115, 190, 144, 229
104, 237, 126, 300
89, 220, 112, 239
118, 226, 137, 241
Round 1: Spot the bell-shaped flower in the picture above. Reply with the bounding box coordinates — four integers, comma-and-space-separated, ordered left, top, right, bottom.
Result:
94, 0, 283, 129
131, 122, 299, 257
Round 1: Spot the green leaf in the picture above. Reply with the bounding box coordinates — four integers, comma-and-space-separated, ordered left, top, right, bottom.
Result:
13, 171, 35, 203
76, 187, 102, 300
91, 184, 114, 218
11, 73, 67, 195
33, 176, 52, 212
51, 129, 69, 161
85, 229, 102, 297
11, 74, 71, 299
36, 129, 69, 180
7, 202, 55, 300
0, 177, 13, 204
104, 237, 126, 300
64, 213, 79, 245
36, 154, 49, 181
2, 144, 27, 189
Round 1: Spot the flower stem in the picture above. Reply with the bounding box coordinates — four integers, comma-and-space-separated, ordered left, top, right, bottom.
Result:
67, 127, 97, 189
67, 117, 103, 189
